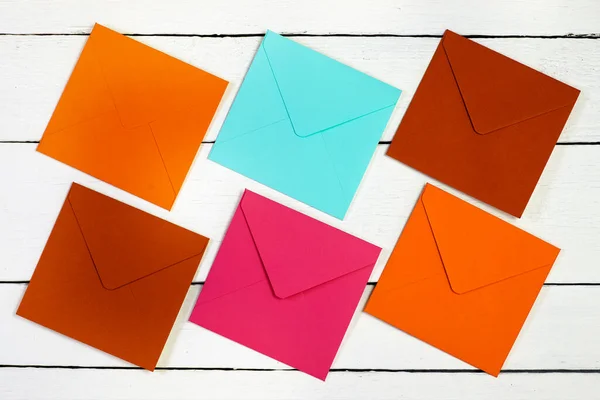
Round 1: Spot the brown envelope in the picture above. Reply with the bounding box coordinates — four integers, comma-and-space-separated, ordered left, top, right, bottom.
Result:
17, 183, 209, 370
387, 30, 580, 217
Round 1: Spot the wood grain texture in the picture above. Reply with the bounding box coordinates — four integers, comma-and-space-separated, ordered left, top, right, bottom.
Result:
0, 36, 596, 142
1, 369, 599, 400
0, 0, 599, 35
2, 284, 600, 370
1, 144, 599, 283
1, 1, 599, 398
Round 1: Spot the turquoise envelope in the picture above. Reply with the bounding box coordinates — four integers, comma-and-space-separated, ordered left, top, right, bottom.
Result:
209, 31, 401, 219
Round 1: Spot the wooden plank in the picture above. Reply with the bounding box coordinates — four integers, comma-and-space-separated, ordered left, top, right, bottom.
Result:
1, 369, 599, 400
0, 0, 599, 36
0, 36, 596, 142
1, 143, 599, 283
2, 282, 600, 369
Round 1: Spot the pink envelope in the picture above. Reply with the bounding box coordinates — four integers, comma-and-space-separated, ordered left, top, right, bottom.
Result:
189, 190, 381, 380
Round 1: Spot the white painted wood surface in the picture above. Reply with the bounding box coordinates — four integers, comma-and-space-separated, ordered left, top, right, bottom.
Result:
0, 0, 599, 35
1, 1, 600, 399
2, 144, 600, 283
2, 370, 599, 400
1, 36, 598, 142
3, 284, 600, 370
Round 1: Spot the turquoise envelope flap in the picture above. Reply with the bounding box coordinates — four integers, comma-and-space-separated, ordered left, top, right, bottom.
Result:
210, 31, 401, 219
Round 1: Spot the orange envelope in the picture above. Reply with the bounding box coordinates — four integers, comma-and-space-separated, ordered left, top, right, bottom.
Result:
387, 30, 580, 218
17, 183, 209, 370
37, 24, 228, 210
364, 184, 560, 376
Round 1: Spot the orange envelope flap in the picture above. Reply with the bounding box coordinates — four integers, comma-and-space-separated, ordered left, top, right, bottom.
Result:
67, 183, 209, 290
420, 184, 560, 294
88, 23, 225, 129
42, 24, 228, 207
239, 191, 381, 299
88, 23, 228, 194
441, 30, 580, 135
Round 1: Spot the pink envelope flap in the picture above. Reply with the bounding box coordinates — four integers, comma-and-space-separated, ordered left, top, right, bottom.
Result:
239, 190, 382, 299
420, 184, 560, 294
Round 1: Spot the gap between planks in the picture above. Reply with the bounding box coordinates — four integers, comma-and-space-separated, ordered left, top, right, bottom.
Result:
0, 365, 599, 373
0, 33, 599, 39
1, 141, 599, 145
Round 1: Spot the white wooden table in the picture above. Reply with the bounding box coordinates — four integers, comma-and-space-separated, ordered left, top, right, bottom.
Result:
1, 1, 600, 399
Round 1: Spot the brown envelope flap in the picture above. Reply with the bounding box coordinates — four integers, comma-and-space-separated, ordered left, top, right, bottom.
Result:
67, 183, 208, 290
420, 184, 560, 294
441, 30, 580, 135
239, 190, 381, 299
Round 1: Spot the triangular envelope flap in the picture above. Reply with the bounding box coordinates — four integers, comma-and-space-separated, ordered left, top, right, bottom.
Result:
239, 190, 381, 299
90, 24, 222, 129
261, 31, 400, 137
67, 183, 208, 290
420, 185, 559, 294
441, 30, 580, 135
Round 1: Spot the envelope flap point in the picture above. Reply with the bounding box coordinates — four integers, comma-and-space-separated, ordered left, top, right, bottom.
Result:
261, 31, 400, 138
441, 30, 580, 134
89, 24, 225, 129
240, 190, 381, 298
67, 183, 208, 290
421, 184, 560, 294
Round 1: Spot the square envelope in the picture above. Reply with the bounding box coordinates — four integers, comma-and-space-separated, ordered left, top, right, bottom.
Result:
17, 183, 209, 370
387, 30, 580, 218
364, 184, 560, 376
209, 30, 401, 219
37, 23, 228, 210
189, 190, 382, 380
